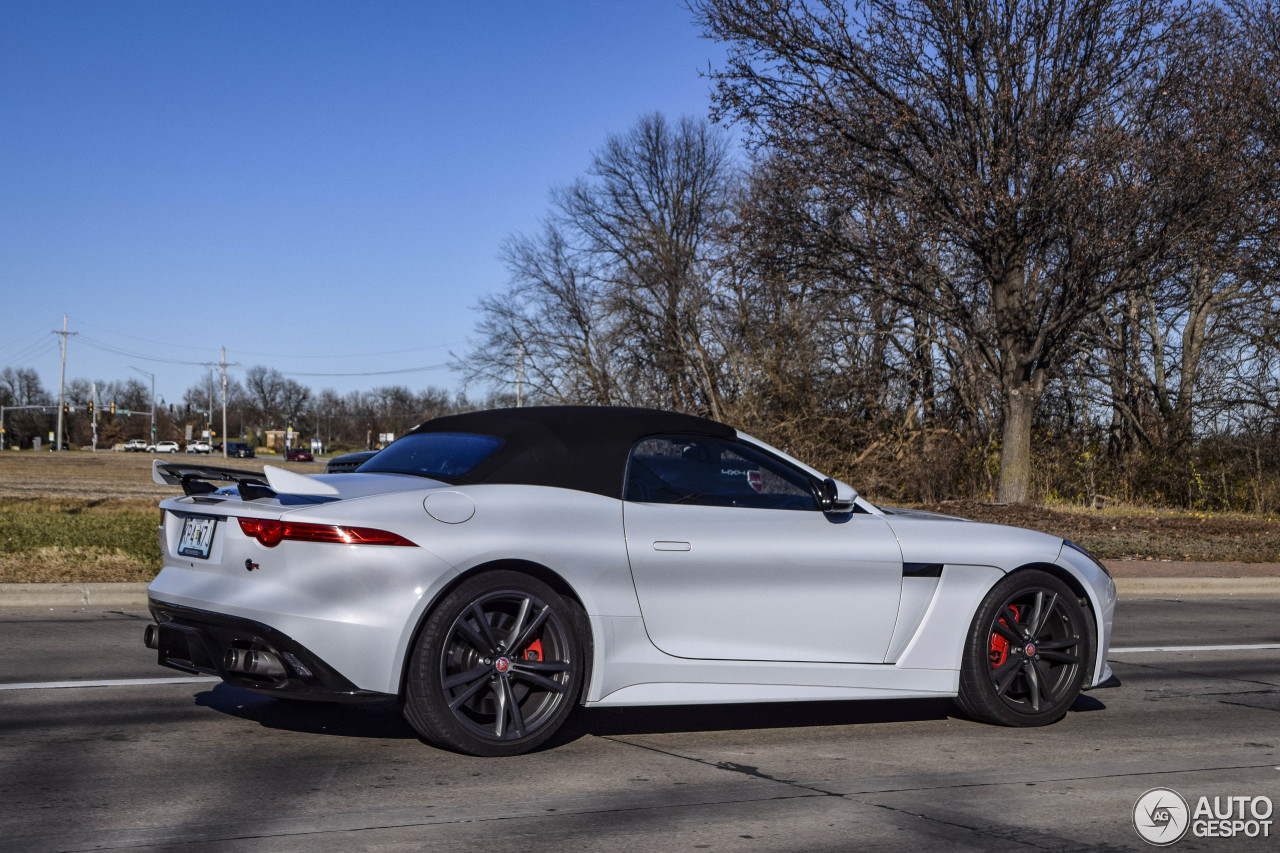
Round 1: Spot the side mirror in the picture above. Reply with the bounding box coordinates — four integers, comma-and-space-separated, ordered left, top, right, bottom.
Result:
819, 477, 856, 513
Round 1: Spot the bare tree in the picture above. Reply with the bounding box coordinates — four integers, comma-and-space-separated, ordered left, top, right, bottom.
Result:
466, 223, 617, 404
693, 0, 1193, 502
466, 113, 736, 418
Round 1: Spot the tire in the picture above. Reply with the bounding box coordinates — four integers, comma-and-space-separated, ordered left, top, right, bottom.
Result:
403, 571, 584, 756
956, 569, 1088, 727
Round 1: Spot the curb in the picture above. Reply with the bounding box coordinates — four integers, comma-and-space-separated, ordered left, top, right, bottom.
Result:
0, 583, 151, 607
1114, 577, 1280, 597
1, 577, 1279, 608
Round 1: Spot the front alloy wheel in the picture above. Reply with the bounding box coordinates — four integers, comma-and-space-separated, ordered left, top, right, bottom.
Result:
404, 571, 583, 756
956, 569, 1088, 727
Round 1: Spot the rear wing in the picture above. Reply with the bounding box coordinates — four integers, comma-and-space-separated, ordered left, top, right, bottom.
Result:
152, 460, 339, 499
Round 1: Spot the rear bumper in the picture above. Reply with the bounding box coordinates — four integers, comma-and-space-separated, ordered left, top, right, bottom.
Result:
147, 599, 394, 703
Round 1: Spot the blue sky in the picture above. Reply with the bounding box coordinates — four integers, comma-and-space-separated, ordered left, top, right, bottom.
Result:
0, 1, 729, 406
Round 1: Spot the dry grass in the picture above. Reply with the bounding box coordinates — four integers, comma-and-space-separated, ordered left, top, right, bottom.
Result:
0, 449, 1276, 582
0, 496, 160, 582
915, 500, 1280, 562
0, 449, 290, 499
0, 450, 326, 582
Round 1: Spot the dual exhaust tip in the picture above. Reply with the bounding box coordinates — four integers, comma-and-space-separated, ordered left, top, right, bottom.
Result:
143, 624, 286, 679
223, 648, 287, 679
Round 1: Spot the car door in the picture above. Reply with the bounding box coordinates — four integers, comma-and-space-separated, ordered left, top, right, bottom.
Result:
622, 435, 904, 663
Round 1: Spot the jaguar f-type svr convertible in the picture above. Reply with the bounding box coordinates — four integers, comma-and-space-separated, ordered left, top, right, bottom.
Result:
144, 406, 1115, 755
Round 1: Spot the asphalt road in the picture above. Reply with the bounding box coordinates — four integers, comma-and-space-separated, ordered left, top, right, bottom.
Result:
1, 596, 1278, 852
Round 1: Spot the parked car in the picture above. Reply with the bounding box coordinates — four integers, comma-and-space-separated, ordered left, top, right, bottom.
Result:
285, 447, 314, 462
185, 440, 211, 454
151, 441, 180, 454
124, 438, 148, 452
146, 406, 1115, 757
325, 450, 377, 472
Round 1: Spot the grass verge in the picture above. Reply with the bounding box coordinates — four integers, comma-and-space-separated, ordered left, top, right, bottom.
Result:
0, 497, 159, 582
917, 500, 1280, 562
0, 452, 1276, 582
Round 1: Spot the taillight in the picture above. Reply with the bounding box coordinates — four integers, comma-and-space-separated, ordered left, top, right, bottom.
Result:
236, 517, 415, 548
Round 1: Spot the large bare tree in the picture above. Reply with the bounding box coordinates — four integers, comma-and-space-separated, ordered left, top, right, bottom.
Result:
693, 0, 1190, 502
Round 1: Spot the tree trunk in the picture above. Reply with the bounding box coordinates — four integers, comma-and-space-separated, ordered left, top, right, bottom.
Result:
997, 381, 1039, 504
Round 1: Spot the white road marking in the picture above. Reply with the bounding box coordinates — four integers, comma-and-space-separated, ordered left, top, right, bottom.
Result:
0, 676, 221, 691
1110, 643, 1280, 654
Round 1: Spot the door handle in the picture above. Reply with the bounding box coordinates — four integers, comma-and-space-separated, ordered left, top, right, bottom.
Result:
652, 541, 691, 551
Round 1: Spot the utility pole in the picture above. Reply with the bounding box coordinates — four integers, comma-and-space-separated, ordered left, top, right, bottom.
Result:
52, 314, 77, 451
202, 347, 239, 458
206, 370, 214, 445
91, 382, 98, 452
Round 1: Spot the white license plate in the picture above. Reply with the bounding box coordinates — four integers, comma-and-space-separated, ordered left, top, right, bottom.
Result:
177, 516, 217, 559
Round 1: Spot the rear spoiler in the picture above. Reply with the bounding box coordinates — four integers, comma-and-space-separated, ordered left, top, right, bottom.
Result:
152, 460, 339, 499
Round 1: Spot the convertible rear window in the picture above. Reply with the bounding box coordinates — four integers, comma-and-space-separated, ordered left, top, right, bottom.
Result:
356, 432, 503, 480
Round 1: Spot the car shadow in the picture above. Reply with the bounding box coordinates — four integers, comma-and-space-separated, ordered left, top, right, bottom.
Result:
553, 696, 958, 745
194, 683, 418, 739
552, 691, 1109, 747
1070, 693, 1108, 712
194, 684, 1108, 748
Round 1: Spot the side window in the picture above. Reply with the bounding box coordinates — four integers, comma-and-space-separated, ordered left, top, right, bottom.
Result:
625, 435, 820, 511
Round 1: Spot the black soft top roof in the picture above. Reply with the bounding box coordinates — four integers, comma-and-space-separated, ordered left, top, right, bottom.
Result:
407, 406, 736, 498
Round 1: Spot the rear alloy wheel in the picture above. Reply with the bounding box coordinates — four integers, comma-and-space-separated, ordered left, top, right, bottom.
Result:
403, 571, 583, 756
956, 570, 1088, 727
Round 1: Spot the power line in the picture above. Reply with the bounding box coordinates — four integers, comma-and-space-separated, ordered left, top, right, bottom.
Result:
236, 342, 467, 360
279, 363, 451, 378
77, 336, 208, 365
2, 337, 60, 365
75, 320, 465, 360
0, 329, 53, 360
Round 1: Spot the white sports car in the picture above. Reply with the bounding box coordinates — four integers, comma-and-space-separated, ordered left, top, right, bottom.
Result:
145, 406, 1116, 756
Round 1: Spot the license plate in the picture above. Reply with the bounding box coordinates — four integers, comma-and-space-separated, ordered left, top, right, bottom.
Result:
177, 516, 217, 559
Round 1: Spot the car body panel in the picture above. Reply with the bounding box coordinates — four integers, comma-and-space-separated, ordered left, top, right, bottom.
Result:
587, 611, 959, 705
623, 502, 903, 662
152, 492, 460, 694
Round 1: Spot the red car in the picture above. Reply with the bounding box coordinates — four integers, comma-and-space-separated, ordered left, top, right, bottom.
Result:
285, 447, 314, 462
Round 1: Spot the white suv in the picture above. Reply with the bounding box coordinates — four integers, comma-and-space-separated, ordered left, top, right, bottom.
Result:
152, 441, 180, 453
124, 439, 148, 452
185, 440, 211, 454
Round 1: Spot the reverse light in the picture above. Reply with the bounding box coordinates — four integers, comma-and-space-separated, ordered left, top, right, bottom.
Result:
236, 517, 416, 548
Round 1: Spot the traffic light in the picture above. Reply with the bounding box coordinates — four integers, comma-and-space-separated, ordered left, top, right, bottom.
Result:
110, 401, 116, 414
87, 401, 94, 417
62, 402, 69, 415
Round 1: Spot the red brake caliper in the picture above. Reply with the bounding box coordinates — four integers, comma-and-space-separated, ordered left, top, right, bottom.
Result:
524, 638, 543, 662
989, 605, 1021, 667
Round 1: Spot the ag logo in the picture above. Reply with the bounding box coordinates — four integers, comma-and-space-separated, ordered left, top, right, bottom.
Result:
1134, 787, 1190, 845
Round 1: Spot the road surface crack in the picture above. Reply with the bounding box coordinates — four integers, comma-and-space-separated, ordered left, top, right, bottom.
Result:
600, 735, 841, 798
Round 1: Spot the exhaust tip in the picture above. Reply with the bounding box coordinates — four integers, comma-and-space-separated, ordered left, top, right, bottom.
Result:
223, 647, 287, 679
143, 623, 159, 650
